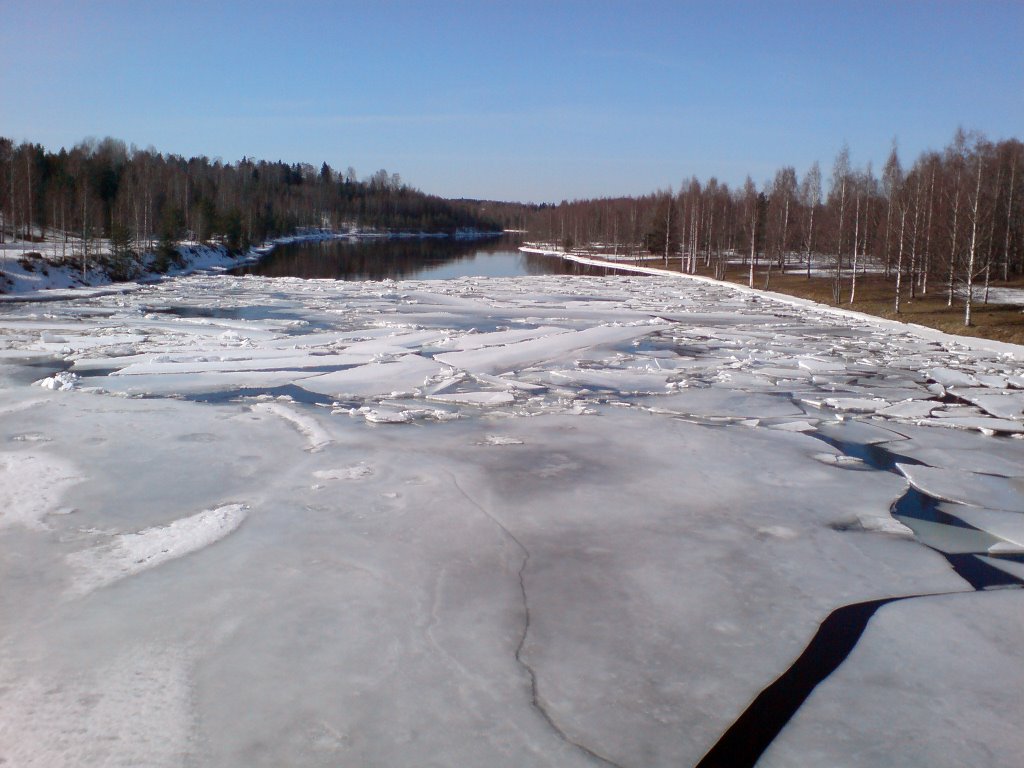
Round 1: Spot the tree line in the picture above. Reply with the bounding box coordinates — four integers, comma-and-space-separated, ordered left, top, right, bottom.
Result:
471, 129, 1023, 326
0, 136, 501, 278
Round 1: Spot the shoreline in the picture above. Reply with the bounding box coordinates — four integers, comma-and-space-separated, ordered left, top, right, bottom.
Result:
0, 228, 502, 300
519, 246, 1024, 361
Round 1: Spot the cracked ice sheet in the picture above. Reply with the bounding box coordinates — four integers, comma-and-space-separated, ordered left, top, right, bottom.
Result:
1, 273, 1023, 767
759, 591, 1024, 768
448, 410, 962, 766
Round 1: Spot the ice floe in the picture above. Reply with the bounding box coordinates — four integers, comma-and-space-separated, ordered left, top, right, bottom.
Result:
897, 463, 1024, 513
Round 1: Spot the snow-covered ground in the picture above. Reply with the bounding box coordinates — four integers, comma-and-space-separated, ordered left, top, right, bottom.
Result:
524, 245, 1024, 304
1, 272, 1022, 766
965, 285, 1024, 306
0, 235, 273, 295
0, 228, 502, 298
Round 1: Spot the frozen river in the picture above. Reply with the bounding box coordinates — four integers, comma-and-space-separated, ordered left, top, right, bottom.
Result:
1, 272, 1022, 766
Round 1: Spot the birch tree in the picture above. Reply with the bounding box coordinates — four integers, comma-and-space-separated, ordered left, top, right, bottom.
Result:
769, 167, 797, 272
945, 130, 969, 306
881, 143, 902, 278
829, 145, 851, 303
964, 149, 985, 326
800, 162, 821, 279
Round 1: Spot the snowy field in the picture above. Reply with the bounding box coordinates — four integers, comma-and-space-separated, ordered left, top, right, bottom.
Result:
1, 272, 1022, 767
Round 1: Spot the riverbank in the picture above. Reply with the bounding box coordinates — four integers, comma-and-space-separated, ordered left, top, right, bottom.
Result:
521, 245, 1024, 350
0, 228, 502, 298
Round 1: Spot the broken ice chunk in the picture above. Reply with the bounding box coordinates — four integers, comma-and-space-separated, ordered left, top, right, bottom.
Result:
35, 371, 79, 391
956, 390, 1024, 421
927, 367, 979, 388
301, 355, 443, 398
427, 391, 516, 407
897, 463, 1024, 513
821, 397, 888, 413
876, 400, 937, 419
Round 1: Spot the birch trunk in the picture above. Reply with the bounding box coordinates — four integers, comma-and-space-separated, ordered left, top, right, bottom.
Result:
849, 195, 860, 304
895, 208, 907, 314
964, 158, 984, 327
922, 168, 935, 294
1003, 158, 1016, 282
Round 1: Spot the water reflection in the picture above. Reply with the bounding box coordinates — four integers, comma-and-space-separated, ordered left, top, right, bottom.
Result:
232, 236, 619, 280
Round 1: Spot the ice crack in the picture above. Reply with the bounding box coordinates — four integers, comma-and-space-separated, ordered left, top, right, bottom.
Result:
447, 472, 624, 768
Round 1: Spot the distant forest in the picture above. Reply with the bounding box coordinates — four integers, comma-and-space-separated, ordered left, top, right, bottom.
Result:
467, 130, 1023, 323
4, 130, 1022, 326
0, 135, 501, 266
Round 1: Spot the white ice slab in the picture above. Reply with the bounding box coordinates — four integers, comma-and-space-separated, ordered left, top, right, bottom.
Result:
642, 389, 804, 418
926, 367, 980, 388
337, 329, 448, 356
953, 507, 1024, 551
759, 591, 1024, 768
546, 367, 671, 394
924, 416, 1024, 434
875, 399, 937, 419
822, 396, 888, 413
444, 326, 568, 351
300, 354, 443, 397
815, 419, 908, 445
434, 323, 662, 375
427, 391, 516, 406
110, 351, 373, 376
897, 463, 1024, 513
797, 357, 848, 372
900, 446, 1024, 477
958, 390, 1024, 420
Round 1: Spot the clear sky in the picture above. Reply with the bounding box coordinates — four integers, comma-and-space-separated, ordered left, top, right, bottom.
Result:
2, 1, 1021, 203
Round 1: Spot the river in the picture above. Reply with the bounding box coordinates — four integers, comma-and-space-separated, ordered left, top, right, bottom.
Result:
233, 235, 621, 281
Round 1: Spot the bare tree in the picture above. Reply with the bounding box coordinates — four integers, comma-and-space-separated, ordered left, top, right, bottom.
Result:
945, 129, 970, 306
1003, 150, 1017, 281
769, 167, 797, 272
800, 162, 821, 279
964, 148, 986, 326
741, 177, 759, 287
881, 142, 902, 278
849, 183, 861, 304
829, 144, 851, 303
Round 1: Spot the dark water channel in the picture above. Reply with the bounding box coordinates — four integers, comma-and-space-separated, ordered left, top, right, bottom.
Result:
232, 235, 621, 281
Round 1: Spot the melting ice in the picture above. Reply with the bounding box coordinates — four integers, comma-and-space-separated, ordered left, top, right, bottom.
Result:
0, 272, 1022, 767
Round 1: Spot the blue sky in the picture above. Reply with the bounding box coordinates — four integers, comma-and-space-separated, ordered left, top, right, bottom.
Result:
2, 1, 1021, 202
